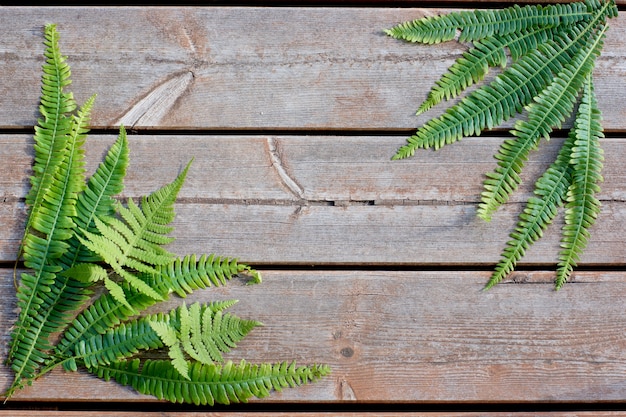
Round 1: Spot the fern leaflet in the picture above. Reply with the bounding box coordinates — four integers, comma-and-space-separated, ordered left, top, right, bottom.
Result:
93, 359, 330, 406
149, 302, 261, 379
384, 2, 590, 44
556, 74, 604, 288
160, 254, 262, 298
76, 162, 192, 303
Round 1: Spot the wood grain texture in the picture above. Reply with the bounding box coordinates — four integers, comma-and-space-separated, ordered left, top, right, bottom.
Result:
1, 135, 624, 265
3, 135, 625, 204
0, 8, 624, 131
3, 269, 626, 403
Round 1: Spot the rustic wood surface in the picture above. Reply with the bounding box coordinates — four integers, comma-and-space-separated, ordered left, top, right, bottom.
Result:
0, 8, 624, 131
1, 3, 625, 415
2, 135, 625, 266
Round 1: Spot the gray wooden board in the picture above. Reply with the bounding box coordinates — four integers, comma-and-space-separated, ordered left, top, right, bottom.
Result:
0, 8, 624, 131
1, 135, 624, 265
3, 269, 626, 403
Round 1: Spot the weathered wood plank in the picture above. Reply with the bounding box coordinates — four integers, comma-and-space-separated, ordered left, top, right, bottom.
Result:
1, 135, 624, 265
0, 8, 624, 131
4, 135, 625, 203
3, 198, 624, 265
3, 269, 626, 403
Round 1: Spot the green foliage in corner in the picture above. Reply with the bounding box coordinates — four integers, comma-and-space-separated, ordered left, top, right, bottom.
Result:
5, 24, 329, 404
385, 0, 617, 289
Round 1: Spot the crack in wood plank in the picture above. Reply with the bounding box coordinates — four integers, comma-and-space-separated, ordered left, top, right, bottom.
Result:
116, 71, 194, 128
267, 136, 306, 200
339, 378, 357, 401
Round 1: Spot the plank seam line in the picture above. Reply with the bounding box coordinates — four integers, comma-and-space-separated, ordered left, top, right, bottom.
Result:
267, 136, 306, 200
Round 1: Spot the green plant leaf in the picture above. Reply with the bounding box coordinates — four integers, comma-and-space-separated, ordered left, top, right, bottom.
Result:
149, 302, 262, 379
387, 0, 615, 288
93, 359, 331, 406
557, 74, 604, 288
77, 162, 192, 302
384, 2, 590, 44
7, 22, 329, 405
159, 254, 261, 298
7, 82, 93, 395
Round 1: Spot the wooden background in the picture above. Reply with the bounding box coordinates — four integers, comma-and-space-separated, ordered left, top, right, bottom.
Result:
1, 2, 625, 415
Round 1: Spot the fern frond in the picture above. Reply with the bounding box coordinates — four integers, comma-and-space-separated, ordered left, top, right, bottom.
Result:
159, 254, 262, 298
556, 74, 604, 288
77, 161, 192, 302
24, 24, 76, 223
478, 22, 607, 221
7, 95, 93, 394
384, 2, 590, 44
485, 134, 575, 289
53, 282, 165, 362
74, 318, 163, 369
394, 28, 586, 158
416, 26, 559, 115
38, 129, 132, 375
93, 359, 330, 406
150, 302, 261, 379
68, 127, 129, 264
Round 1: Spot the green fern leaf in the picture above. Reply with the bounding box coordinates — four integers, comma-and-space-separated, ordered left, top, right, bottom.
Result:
74, 318, 163, 369
7, 94, 93, 394
416, 26, 560, 115
384, 2, 590, 44
77, 161, 192, 302
159, 254, 262, 298
387, 0, 615, 287
53, 282, 164, 362
556, 75, 604, 288
485, 135, 575, 289
478, 22, 607, 221
93, 359, 330, 406
23, 24, 76, 227
150, 302, 262, 379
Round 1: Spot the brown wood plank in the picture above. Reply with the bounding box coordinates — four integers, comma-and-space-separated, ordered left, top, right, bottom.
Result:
4, 135, 625, 203
2, 135, 624, 265
0, 8, 624, 131
3, 269, 626, 403
4, 199, 624, 266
